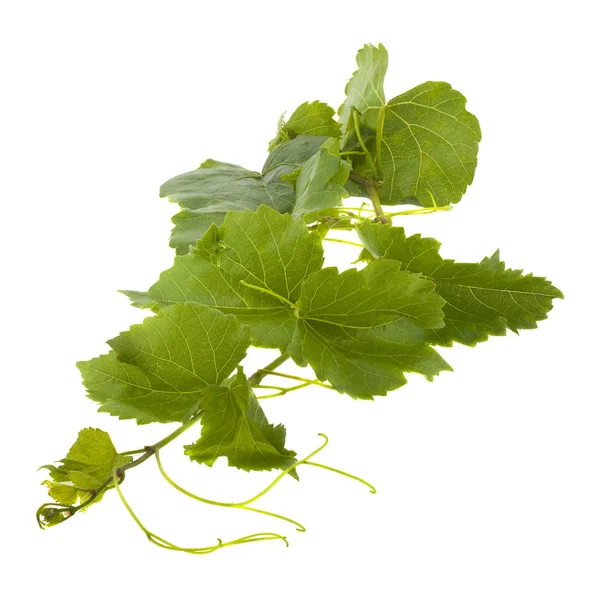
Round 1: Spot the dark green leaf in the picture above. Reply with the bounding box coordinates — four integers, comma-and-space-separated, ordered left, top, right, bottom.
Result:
164, 136, 328, 253
123, 206, 324, 351
185, 368, 296, 473
378, 82, 481, 206
339, 43, 388, 135
289, 260, 450, 398
77, 304, 251, 423
269, 101, 341, 151
292, 139, 350, 218
358, 221, 563, 346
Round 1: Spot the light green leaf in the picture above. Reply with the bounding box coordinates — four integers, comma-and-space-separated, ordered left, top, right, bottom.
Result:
358, 221, 563, 346
289, 260, 451, 399
43, 481, 80, 505
339, 43, 388, 134
123, 206, 324, 351
292, 139, 350, 218
185, 368, 296, 473
164, 136, 327, 253
40, 428, 130, 507
269, 101, 341, 151
378, 81, 481, 207
77, 304, 251, 423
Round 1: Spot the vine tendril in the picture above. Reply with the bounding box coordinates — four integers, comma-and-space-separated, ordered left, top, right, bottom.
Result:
112, 468, 288, 554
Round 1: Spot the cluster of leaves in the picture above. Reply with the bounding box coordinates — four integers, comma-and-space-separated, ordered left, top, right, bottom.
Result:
38, 44, 562, 550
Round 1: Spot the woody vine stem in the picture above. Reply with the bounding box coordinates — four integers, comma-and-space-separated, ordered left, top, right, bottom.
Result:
37, 351, 377, 553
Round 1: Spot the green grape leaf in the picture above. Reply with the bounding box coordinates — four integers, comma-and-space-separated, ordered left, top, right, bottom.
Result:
123, 206, 324, 351
77, 304, 251, 424
162, 160, 295, 255
339, 43, 388, 135
288, 260, 451, 399
43, 481, 80, 505
185, 368, 296, 472
378, 82, 481, 207
269, 101, 341, 151
164, 136, 328, 254
292, 139, 350, 218
261, 135, 329, 183
40, 428, 131, 507
357, 221, 563, 346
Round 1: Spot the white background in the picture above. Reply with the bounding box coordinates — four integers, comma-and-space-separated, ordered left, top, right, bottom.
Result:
2, 1, 599, 598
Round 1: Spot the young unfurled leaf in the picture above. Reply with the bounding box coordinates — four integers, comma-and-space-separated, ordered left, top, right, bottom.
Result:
123, 206, 324, 350
378, 82, 481, 207
77, 304, 251, 423
40, 428, 130, 507
339, 43, 388, 136
164, 136, 329, 253
289, 260, 451, 399
292, 139, 350, 218
185, 368, 296, 472
357, 221, 563, 346
269, 101, 341, 151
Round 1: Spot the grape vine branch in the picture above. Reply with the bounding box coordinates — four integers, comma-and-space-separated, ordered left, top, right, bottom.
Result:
36, 43, 563, 554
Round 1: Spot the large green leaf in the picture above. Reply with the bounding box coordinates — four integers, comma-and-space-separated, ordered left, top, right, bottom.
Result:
164, 136, 328, 254
185, 368, 296, 473
269, 101, 341, 151
357, 221, 564, 346
339, 43, 388, 135
378, 82, 481, 207
77, 304, 251, 424
289, 260, 451, 399
123, 206, 324, 351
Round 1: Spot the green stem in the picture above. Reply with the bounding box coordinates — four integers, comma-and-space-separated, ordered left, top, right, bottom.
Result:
236, 434, 330, 506
256, 382, 310, 399
323, 237, 364, 248
353, 110, 377, 176
155, 450, 306, 532
112, 469, 288, 553
37, 412, 204, 528
385, 205, 453, 218
248, 352, 290, 387
304, 461, 377, 494
259, 370, 335, 390
365, 180, 388, 224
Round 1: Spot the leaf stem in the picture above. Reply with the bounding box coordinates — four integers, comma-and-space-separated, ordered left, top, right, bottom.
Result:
248, 352, 290, 387
258, 370, 335, 390
384, 205, 453, 218
256, 382, 311, 399
365, 180, 388, 224
323, 237, 364, 248
353, 110, 377, 176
